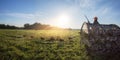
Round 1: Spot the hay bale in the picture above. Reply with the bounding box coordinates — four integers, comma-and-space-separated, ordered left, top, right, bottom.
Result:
30, 36, 34, 38
40, 37, 45, 40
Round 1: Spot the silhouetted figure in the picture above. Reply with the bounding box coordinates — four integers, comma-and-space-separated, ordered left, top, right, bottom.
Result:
93, 16, 99, 25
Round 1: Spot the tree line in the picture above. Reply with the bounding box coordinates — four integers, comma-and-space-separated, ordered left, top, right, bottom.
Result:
0, 22, 63, 30
24, 22, 63, 30
0, 24, 19, 29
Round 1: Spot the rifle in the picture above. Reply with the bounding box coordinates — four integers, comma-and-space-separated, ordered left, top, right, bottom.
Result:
84, 15, 90, 23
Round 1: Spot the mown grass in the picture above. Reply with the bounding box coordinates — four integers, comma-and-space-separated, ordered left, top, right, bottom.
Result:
0, 29, 90, 60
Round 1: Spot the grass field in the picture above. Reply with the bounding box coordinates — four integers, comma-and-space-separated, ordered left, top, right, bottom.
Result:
0, 29, 90, 60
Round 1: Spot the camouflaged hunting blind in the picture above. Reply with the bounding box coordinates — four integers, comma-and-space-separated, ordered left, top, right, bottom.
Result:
80, 17, 120, 59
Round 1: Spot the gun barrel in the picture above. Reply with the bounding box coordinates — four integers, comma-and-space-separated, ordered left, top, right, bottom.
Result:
84, 15, 90, 23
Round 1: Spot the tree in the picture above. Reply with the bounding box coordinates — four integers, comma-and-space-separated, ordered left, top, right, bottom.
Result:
24, 23, 30, 29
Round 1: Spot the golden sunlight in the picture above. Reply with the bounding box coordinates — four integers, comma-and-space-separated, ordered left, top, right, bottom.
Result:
53, 13, 70, 28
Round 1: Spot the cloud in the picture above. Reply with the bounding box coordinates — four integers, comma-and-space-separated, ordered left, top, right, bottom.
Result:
73, 0, 100, 9
74, 0, 113, 17
0, 13, 35, 19
0, 12, 48, 21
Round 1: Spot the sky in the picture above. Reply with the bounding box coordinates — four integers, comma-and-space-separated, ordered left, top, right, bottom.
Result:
0, 0, 120, 29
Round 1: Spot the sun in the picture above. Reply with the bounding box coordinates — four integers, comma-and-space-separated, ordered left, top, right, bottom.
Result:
53, 13, 70, 28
